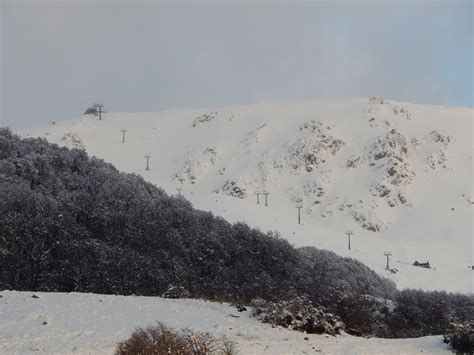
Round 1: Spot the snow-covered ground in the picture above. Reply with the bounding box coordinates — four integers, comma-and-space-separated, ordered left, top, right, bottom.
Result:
0, 290, 452, 354
18, 98, 473, 293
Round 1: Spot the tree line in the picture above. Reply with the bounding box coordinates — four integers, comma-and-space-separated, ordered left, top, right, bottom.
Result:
0, 128, 472, 339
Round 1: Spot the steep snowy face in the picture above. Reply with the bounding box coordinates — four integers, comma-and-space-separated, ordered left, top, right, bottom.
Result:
153, 98, 470, 235
19, 98, 473, 292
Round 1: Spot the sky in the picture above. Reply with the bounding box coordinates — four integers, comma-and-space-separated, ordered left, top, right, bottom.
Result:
1, 0, 473, 129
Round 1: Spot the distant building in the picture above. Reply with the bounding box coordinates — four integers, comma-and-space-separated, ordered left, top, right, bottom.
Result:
84, 106, 98, 115
413, 260, 431, 269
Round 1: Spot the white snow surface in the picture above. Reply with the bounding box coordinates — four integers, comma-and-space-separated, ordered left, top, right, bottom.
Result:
18, 98, 473, 293
0, 290, 452, 354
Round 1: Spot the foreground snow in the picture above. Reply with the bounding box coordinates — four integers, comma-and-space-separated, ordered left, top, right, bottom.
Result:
0, 291, 451, 354
19, 98, 473, 293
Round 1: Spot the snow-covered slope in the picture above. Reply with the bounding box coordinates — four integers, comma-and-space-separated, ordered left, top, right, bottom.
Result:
0, 290, 452, 354
19, 98, 473, 293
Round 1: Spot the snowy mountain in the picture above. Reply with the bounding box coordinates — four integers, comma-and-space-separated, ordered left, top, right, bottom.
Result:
19, 97, 473, 293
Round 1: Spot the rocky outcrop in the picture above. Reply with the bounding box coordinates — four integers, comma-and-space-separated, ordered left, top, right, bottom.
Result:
430, 130, 452, 148
367, 130, 415, 208
425, 130, 452, 171
175, 147, 217, 184
287, 121, 345, 173
346, 155, 363, 168
215, 177, 250, 199
351, 210, 383, 232
369, 96, 386, 104
192, 112, 218, 127
241, 124, 270, 146
370, 129, 408, 162
392, 105, 411, 120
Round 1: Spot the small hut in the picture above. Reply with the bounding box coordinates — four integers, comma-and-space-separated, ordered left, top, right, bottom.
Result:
413, 260, 431, 269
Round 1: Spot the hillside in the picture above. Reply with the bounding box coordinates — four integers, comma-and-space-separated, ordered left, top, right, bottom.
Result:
0, 128, 404, 334
0, 291, 452, 355
2, 128, 473, 342
19, 98, 474, 293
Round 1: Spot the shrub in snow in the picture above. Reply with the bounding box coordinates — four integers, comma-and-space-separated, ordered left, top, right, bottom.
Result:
250, 297, 344, 335
115, 322, 237, 355
161, 285, 190, 299
444, 321, 474, 354
333, 291, 393, 337
384, 289, 474, 338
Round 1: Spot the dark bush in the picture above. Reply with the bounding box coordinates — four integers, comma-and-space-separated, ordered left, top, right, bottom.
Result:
251, 297, 344, 335
115, 322, 237, 355
297, 247, 398, 303
384, 290, 474, 338
444, 321, 474, 354
332, 291, 391, 336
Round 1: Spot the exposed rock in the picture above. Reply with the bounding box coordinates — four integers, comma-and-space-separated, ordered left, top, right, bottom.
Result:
398, 193, 407, 205
370, 129, 409, 162
369, 130, 415, 191
392, 105, 411, 120
192, 111, 218, 127
430, 130, 452, 148
241, 124, 269, 146
387, 166, 397, 176
426, 149, 447, 170
346, 156, 363, 168
425, 130, 451, 170
301, 180, 325, 198
371, 183, 391, 198
288, 121, 345, 173
217, 177, 250, 199
370, 174, 412, 207
369, 96, 386, 104
299, 120, 324, 132
175, 146, 217, 184
351, 210, 383, 232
